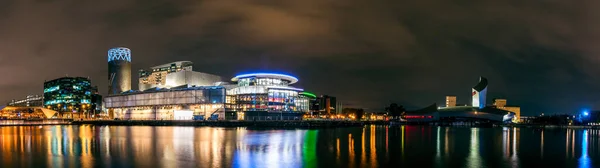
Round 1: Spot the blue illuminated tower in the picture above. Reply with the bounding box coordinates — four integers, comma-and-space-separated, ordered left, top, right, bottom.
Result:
108, 47, 131, 95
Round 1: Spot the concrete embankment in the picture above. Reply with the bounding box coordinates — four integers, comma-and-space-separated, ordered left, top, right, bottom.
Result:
72, 120, 389, 128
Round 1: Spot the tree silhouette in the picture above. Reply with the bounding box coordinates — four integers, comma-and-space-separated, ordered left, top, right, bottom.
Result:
385, 103, 405, 120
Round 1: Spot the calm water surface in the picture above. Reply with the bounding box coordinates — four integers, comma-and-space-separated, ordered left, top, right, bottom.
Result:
0, 125, 599, 168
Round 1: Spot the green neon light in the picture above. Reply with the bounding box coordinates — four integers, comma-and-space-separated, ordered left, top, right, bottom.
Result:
301, 92, 317, 98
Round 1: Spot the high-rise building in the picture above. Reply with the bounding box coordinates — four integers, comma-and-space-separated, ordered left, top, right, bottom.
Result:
445, 96, 457, 107
472, 77, 488, 109
44, 77, 102, 118
138, 61, 222, 91
108, 47, 132, 95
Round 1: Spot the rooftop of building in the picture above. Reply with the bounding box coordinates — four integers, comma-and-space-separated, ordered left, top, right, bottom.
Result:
150, 61, 193, 69
473, 76, 488, 91
231, 72, 299, 84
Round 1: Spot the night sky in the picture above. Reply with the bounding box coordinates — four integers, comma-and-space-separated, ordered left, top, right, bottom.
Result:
0, 0, 598, 115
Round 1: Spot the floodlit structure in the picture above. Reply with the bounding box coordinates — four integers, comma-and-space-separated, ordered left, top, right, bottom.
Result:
138, 61, 222, 91
104, 86, 225, 120
108, 47, 132, 95
228, 73, 304, 120
494, 99, 521, 122
472, 77, 488, 109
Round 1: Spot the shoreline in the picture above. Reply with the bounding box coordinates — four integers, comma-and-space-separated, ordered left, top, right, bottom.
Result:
1, 119, 599, 129
70, 120, 388, 128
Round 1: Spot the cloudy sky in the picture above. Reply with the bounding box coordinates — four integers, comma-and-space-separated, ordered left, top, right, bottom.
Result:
0, 0, 599, 115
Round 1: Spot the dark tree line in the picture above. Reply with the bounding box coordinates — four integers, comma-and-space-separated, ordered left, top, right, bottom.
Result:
385, 103, 406, 120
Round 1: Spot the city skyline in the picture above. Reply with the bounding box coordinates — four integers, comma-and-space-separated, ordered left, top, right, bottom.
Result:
1, 0, 599, 115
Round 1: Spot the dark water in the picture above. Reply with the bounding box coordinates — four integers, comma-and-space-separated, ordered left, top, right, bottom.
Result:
0, 125, 598, 168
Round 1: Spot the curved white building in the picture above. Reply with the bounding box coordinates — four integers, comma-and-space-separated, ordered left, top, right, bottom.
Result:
227, 73, 305, 120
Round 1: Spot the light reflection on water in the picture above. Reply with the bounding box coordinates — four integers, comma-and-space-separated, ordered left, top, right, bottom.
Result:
0, 125, 598, 167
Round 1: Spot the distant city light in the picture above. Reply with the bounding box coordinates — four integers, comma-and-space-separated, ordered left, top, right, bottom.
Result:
584, 112, 589, 116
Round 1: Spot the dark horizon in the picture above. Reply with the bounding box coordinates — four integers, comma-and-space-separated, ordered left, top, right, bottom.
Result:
1, 0, 599, 115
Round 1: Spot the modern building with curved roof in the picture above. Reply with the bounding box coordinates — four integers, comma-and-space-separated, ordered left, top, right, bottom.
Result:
138, 61, 222, 91
472, 77, 488, 109
403, 77, 516, 123
227, 72, 305, 120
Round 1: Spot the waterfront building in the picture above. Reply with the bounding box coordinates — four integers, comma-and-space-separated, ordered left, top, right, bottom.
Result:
472, 77, 488, 109
44, 77, 102, 118
405, 77, 516, 123
297, 92, 317, 114
108, 47, 132, 95
314, 95, 337, 115
494, 99, 521, 122
104, 86, 226, 120
138, 61, 222, 91
8, 95, 43, 107
228, 73, 304, 120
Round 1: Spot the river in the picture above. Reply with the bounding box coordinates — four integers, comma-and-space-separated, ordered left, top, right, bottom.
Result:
0, 125, 598, 168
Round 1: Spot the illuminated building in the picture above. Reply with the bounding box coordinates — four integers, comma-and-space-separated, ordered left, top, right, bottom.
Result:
138, 61, 222, 91
104, 86, 225, 120
404, 77, 519, 123
8, 95, 43, 107
472, 77, 488, 109
297, 92, 317, 113
108, 47, 132, 95
43, 77, 101, 118
445, 96, 456, 107
228, 73, 304, 120
494, 99, 521, 122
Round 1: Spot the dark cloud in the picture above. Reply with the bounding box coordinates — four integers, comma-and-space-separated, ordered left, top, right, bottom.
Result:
0, 0, 598, 114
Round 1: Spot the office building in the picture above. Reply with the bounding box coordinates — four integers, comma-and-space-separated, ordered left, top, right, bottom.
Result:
44, 77, 101, 118
108, 47, 132, 95
138, 61, 222, 91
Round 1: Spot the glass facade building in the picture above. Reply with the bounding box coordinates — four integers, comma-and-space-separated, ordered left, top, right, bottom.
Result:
104, 86, 226, 120
43, 77, 101, 118
228, 73, 304, 120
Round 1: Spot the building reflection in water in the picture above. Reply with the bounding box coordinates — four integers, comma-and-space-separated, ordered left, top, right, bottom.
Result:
467, 128, 482, 168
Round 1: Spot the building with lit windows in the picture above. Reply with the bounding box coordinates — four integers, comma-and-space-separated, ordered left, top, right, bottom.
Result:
8, 95, 43, 107
43, 77, 102, 118
227, 73, 305, 120
138, 61, 222, 91
297, 92, 317, 114
104, 86, 226, 120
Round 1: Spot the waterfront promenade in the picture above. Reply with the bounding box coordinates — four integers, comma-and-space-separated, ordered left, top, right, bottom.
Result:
71, 120, 388, 128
